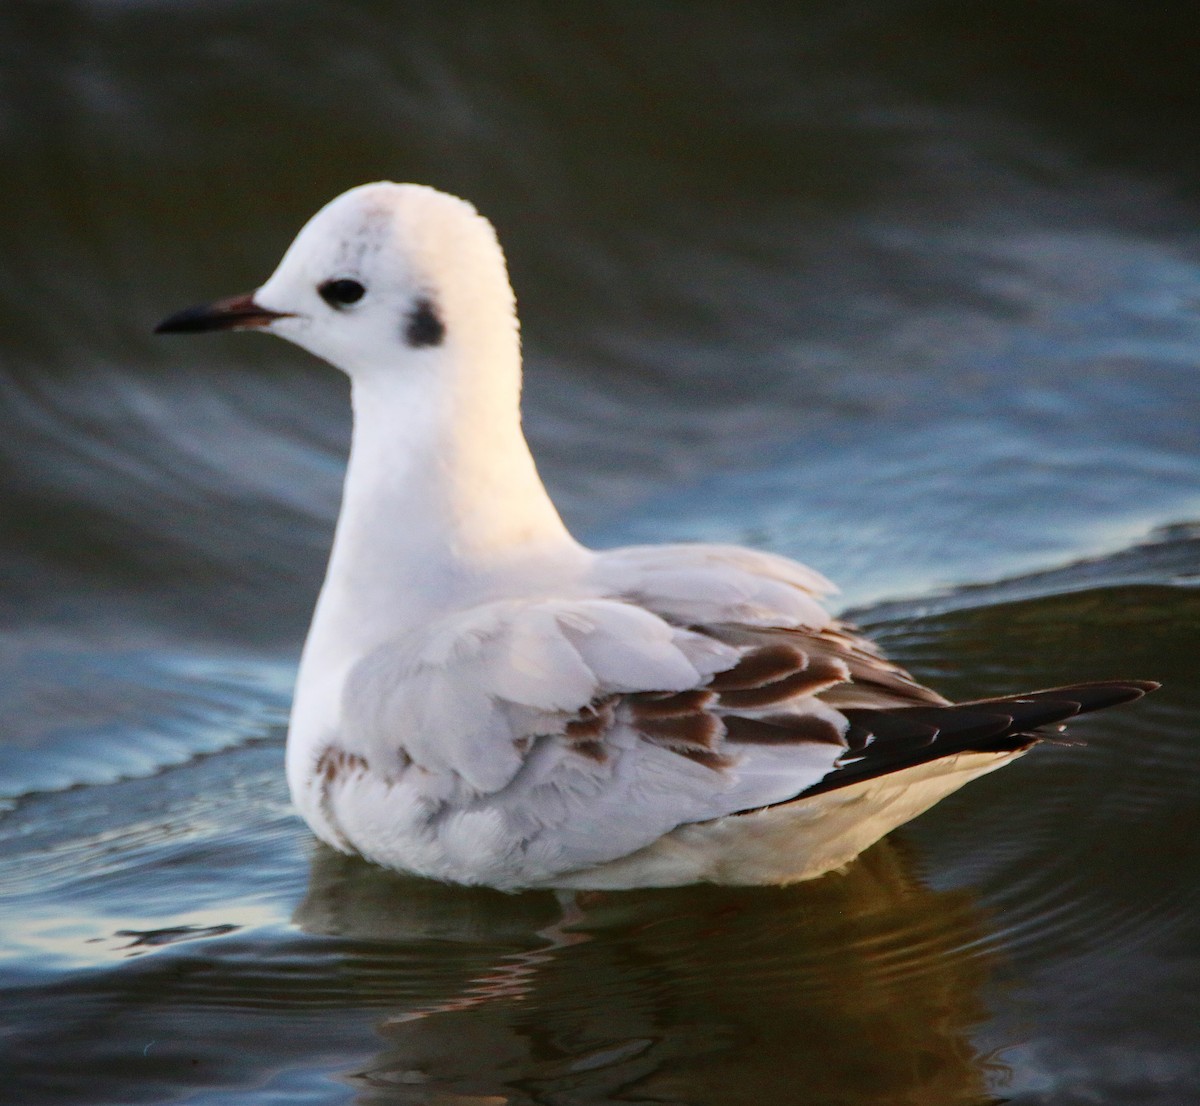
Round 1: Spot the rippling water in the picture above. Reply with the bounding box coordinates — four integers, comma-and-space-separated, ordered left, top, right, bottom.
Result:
2, 4, 1198, 1104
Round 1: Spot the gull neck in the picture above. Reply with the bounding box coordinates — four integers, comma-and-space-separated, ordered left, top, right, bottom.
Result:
303, 354, 582, 673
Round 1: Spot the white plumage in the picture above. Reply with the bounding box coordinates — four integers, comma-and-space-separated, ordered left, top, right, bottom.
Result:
155, 183, 1156, 889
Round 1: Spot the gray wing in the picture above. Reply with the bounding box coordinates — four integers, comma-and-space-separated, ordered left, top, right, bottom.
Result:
332, 543, 1155, 885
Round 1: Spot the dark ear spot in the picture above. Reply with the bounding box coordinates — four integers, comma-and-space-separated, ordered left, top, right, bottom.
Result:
404, 297, 445, 348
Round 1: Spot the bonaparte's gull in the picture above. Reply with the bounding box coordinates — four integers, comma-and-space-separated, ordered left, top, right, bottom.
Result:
156, 182, 1157, 889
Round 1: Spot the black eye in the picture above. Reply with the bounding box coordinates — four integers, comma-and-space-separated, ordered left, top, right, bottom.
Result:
318, 278, 366, 307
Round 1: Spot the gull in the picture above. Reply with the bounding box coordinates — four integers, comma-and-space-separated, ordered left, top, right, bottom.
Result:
156, 182, 1157, 889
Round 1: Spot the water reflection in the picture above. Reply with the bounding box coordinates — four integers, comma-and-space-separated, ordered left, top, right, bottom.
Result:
297, 841, 1001, 1105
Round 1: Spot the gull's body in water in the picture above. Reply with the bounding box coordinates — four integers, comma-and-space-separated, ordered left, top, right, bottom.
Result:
157, 183, 1157, 889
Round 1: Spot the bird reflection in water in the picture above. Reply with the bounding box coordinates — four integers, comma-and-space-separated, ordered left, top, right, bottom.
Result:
294, 838, 1003, 1105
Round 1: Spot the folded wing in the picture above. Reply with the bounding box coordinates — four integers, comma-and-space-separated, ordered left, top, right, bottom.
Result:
334, 544, 1155, 884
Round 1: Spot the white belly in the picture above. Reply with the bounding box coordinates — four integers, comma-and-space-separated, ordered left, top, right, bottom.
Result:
549, 750, 1025, 889
300, 747, 1023, 890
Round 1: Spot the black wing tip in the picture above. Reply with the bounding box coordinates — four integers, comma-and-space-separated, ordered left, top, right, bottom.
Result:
1043, 679, 1161, 711
967, 678, 1160, 712
792, 677, 1159, 800
1103, 679, 1161, 704
1127, 679, 1162, 695
1051, 678, 1160, 694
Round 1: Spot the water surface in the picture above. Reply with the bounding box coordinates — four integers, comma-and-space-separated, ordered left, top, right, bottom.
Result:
1, 4, 1198, 1104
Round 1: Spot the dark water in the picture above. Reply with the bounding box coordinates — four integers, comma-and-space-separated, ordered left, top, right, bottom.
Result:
2, 4, 1199, 1103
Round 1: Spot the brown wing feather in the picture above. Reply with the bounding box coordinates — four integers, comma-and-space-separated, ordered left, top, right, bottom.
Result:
705, 622, 946, 708
557, 613, 1158, 801
707, 643, 807, 691
564, 619, 945, 767
723, 714, 846, 747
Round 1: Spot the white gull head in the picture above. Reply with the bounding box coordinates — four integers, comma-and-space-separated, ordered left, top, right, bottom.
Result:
252, 182, 518, 382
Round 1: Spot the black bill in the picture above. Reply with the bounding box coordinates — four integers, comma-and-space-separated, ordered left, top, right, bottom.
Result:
154, 292, 290, 334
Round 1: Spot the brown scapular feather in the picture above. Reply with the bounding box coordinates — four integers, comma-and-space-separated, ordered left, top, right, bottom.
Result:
707, 643, 808, 692
723, 713, 846, 747
628, 688, 717, 719
717, 657, 848, 710
803, 627, 948, 707
638, 711, 723, 751
564, 699, 615, 742
677, 747, 737, 771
